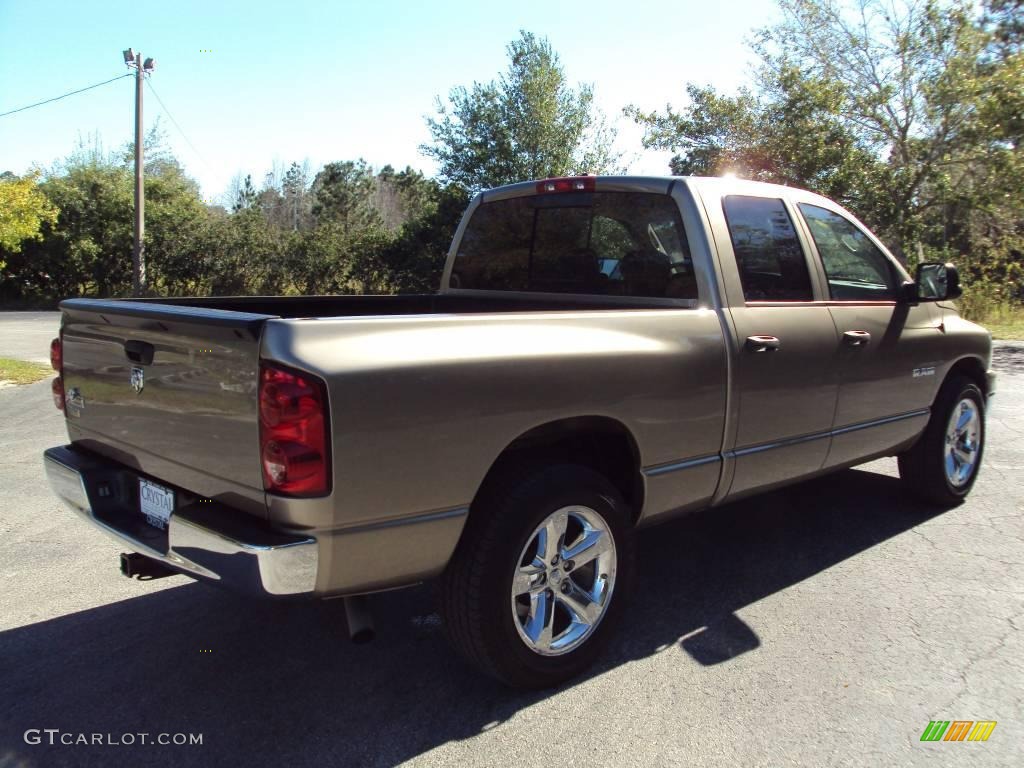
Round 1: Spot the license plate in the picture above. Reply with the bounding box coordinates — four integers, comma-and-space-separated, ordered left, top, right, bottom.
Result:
139, 479, 174, 530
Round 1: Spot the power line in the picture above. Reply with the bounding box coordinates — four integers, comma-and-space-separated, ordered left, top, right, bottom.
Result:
144, 78, 214, 173
0, 74, 132, 119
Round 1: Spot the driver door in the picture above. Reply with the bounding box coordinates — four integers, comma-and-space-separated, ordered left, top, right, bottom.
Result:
794, 202, 945, 468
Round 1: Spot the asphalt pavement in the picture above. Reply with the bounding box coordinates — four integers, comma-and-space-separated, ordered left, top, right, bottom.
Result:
0, 314, 1020, 768
0, 311, 60, 364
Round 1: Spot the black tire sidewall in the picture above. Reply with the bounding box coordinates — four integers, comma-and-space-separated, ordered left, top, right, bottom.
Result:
477, 465, 635, 688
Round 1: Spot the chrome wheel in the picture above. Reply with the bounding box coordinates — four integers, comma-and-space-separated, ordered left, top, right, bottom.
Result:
510, 505, 617, 656
944, 397, 981, 488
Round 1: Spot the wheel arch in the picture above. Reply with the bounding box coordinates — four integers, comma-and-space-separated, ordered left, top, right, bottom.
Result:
470, 416, 645, 526
945, 355, 989, 398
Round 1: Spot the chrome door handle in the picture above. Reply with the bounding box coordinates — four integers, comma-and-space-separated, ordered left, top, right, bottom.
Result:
746, 335, 781, 352
843, 330, 872, 347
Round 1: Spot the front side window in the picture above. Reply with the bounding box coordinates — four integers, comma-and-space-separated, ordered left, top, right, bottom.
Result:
450, 192, 696, 299
798, 204, 898, 301
722, 196, 813, 302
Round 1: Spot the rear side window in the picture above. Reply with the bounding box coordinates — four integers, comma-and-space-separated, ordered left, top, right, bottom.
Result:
798, 204, 899, 301
450, 192, 696, 299
722, 196, 813, 302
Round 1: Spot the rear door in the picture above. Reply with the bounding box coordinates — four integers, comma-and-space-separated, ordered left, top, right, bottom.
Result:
704, 192, 840, 498
59, 299, 273, 517
794, 202, 944, 467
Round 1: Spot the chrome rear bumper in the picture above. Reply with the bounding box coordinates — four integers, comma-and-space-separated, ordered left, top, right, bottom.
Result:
43, 445, 318, 597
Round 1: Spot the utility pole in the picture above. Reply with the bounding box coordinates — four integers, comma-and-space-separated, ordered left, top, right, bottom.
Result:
123, 49, 155, 296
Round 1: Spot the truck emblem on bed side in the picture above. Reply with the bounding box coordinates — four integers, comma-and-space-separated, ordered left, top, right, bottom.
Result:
130, 366, 145, 394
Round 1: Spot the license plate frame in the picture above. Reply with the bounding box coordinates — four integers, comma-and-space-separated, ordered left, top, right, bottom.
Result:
139, 478, 175, 530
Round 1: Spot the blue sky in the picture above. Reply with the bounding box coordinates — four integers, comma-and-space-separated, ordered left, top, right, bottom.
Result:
0, 0, 778, 203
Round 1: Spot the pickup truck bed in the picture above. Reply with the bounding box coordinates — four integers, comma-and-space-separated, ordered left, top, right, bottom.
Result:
53, 289, 728, 597
139, 291, 677, 315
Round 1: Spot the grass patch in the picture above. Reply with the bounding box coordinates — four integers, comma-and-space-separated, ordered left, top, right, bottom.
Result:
984, 316, 1024, 341
0, 358, 53, 385
965, 304, 1024, 341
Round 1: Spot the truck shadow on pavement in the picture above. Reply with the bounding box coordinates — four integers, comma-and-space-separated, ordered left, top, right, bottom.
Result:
0, 467, 945, 768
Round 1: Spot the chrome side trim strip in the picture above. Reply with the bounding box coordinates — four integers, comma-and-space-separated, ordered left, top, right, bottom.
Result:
650, 409, 932, 472
728, 408, 931, 458
728, 430, 827, 458
830, 408, 930, 436
643, 454, 721, 478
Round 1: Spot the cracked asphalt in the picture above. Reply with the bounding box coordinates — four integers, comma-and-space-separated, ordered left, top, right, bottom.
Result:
0, 312, 1020, 767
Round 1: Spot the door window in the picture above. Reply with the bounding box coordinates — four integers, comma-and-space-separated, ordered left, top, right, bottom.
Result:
798, 204, 899, 301
722, 196, 813, 302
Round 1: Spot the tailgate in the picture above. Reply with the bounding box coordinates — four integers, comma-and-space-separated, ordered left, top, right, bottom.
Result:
59, 299, 276, 518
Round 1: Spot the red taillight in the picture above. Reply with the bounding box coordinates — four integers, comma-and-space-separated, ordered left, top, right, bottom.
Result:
50, 337, 62, 371
52, 376, 65, 411
51, 336, 64, 411
258, 363, 330, 496
535, 176, 595, 194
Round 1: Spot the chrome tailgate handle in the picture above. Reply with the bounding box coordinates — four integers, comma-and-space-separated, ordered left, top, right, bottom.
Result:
124, 339, 155, 365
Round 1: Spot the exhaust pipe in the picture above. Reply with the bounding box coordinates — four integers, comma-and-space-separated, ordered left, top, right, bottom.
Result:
343, 595, 375, 644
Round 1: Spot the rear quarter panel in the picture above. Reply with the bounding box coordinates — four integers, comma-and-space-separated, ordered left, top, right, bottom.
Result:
261, 309, 727, 593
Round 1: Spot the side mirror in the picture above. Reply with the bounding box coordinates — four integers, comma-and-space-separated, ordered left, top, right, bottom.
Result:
912, 262, 962, 302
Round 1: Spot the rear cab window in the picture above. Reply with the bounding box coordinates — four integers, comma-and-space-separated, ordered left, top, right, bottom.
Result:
722, 195, 814, 302
450, 192, 697, 300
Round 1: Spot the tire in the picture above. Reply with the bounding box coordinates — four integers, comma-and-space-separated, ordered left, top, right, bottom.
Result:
439, 462, 635, 689
898, 375, 985, 506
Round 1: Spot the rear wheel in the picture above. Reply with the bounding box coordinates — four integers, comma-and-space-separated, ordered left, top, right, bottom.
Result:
898, 375, 985, 506
439, 463, 634, 689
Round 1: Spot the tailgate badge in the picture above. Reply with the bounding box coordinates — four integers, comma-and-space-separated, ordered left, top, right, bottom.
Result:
66, 387, 85, 417
130, 366, 145, 394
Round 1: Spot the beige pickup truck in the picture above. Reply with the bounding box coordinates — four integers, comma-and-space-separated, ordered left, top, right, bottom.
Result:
43, 175, 993, 688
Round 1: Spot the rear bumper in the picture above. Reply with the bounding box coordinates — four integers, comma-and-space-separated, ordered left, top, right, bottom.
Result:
43, 445, 318, 597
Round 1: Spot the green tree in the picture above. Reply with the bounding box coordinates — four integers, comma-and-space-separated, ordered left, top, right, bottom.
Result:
280, 160, 313, 231
1, 134, 221, 301
627, 68, 877, 212
422, 31, 621, 191
231, 174, 258, 213
143, 155, 214, 296
377, 184, 470, 291
36, 149, 134, 297
311, 159, 381, 232
986, 0, 1023, 53
1, 127, 477, 301
631, 0, 1022, 272
373, 165, 440, 232
0, 172, 58, 267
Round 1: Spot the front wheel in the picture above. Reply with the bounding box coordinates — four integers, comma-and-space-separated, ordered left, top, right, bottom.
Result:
438, 463, 634, 689
898, 375, 985, 506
